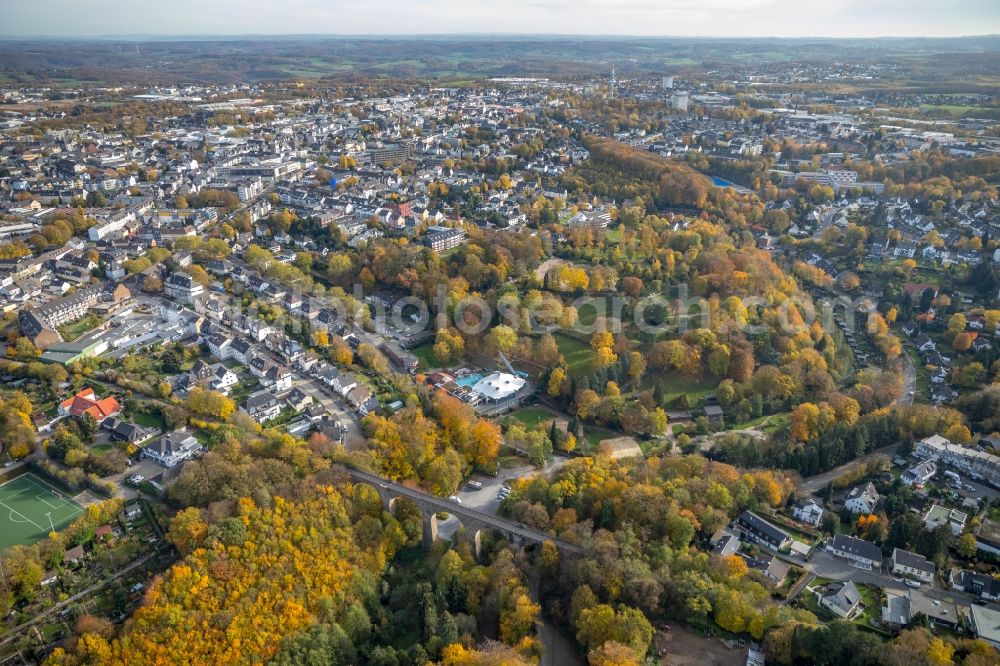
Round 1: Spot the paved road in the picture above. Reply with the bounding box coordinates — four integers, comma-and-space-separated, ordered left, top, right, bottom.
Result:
339, 466, 584, 554
809, 550, 909, 593
798, 443, 900, 495
897, 345, 916, 405
805, 550, 988, 609
811, 206, 839, 240
786, 572, 816, 603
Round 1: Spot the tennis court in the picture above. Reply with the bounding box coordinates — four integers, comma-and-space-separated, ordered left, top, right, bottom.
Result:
0, 474, 85, 550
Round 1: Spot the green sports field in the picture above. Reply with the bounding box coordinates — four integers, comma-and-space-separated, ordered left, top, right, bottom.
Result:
0, 474, 85, 550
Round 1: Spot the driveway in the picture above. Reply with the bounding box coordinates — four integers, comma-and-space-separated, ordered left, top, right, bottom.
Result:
108, 458, 166, 500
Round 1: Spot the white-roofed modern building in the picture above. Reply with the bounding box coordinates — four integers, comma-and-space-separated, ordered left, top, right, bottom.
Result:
470, 371, 527, 415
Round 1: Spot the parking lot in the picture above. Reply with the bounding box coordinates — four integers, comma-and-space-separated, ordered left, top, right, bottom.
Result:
437, 454, 572, 539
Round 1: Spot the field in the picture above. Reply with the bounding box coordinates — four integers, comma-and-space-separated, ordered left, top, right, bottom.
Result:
509, 405, 563, 429
554, 333, 594, 376
0, 474, 85, 550
411, 342, 440, 370
640, 371, 720, 408
56, 314, 103, 342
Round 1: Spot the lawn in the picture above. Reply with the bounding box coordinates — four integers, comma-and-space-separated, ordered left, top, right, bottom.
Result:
131, 410, 166, 431
575, 301, 606, 327
411, 342, 440, 371
508, 405, 563, 429
730, 412, 789, 434
907, 346, 930, 400
580, 425, 622, 453
640, 371, 720, 408
56, 314, 104, 342
553, 333, 594, 376
919, 103, 982, 116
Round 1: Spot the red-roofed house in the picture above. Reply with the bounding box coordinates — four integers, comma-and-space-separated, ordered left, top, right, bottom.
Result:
58, 388, 121, 422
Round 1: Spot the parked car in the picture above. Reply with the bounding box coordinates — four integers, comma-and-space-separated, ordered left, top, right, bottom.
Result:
448, 495, 462, 504
467, 480, 483, 490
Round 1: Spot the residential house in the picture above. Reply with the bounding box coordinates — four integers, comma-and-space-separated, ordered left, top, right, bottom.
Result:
829, 534, 882, 570
143, 429, 201, 467
915, 334, 937, 353
100, 418, 150, 444
891, 548, 935, 583
333, 372, 359, 397
951, 570, 1000, 602
792, 498, 824, 527
164, 272, 204, 304
923, 504, 967, 536
844, 482, 880, 514
211, 365, 239, 393
969, 605, 1000, 649
58, 387, 121, 422
819, 580, 863, 619
346, 385, 371, 410
243, 390, 282, 423
735, 511, 791, 550
230, 338, 253, 365
901, 460, 937, 487
285, 387, 313, 412
358, 395, 380, 417
741, 553, 790, 585
265, 365, 293, 392
711, 532, 740, 557
206, 333, 234, 360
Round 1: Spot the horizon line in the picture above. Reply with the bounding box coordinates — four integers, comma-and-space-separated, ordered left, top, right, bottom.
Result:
1, 32, 999, 41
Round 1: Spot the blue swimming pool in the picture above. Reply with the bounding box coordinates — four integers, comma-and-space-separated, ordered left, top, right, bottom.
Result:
455, 373, 484, 387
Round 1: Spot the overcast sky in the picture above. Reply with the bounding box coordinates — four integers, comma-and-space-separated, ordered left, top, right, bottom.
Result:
2, 0, 999, 38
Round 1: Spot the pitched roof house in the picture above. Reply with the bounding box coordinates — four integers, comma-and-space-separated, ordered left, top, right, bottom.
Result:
58, 388, 121, 422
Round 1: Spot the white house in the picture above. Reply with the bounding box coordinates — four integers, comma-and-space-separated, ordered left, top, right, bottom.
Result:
206, 333, 234, 361
845, 482, 880, 514
819, 580, 863, 619
211, 366, 239, 393
901, 460, 937, 487
243, 390, 282, 423
891, 548, 935, 584
333, 372, 358, 397
792, 498, 824, 527
923, 504, 967, 536
265, 365, 293, 392
829, 534, 882, 570
143, 429, 201, 468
